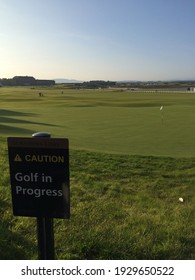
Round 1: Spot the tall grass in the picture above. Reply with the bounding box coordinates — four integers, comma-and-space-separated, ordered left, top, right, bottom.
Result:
0, 142, 194, 259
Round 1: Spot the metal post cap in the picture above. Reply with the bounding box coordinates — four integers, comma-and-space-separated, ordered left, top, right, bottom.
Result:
32, 132, 51, 138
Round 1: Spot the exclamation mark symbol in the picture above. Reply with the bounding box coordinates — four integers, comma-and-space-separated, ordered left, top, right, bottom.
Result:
14, 154, 22, 162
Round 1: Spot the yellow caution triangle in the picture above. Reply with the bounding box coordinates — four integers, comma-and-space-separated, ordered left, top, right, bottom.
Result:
14, 154, 22, 162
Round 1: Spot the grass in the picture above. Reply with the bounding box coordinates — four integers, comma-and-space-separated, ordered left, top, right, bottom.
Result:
1, 86, 195, 156
0, 145, 194, 259
0, 86, 195, 259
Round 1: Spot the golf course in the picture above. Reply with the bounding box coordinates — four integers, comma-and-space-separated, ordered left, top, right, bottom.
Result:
0, 86, 195, 259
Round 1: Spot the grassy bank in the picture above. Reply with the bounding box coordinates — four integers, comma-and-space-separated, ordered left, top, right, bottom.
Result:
0, 141, 194, 259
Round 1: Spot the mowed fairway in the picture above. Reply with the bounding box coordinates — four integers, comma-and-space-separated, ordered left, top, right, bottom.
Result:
1, 86, 195, 157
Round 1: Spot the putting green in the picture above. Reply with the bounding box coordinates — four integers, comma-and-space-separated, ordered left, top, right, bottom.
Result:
1, 87, 195, 157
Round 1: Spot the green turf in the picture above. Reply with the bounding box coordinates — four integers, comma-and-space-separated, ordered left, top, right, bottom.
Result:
1, 86, 195, 157
0, 87, 195, 260
0, 144, 194, 259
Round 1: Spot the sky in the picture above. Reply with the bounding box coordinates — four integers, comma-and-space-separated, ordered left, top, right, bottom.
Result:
0, 0, 195, 81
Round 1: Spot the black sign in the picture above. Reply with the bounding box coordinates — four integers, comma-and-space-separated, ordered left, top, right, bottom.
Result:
7, 137, 70, 219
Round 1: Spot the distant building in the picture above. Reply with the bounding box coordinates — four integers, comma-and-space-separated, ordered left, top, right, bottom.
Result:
13, 76, 36, 86
36, 79, 55, 86
0, 76, 55, 86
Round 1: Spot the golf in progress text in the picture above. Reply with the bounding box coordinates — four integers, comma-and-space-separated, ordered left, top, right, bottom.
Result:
7, 137, 70, 218
15, 172, 63, 198
15, 172, 52, 183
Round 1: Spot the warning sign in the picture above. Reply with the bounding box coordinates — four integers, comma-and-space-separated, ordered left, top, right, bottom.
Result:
7, 137, 70, 219
14, 154, 22, 162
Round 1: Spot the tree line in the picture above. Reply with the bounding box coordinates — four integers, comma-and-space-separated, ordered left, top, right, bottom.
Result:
80, 80, 116, 89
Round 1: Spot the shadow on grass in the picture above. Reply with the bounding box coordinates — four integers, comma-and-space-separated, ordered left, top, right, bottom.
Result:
0, 109, 36, 117
0, 124, 35, 135
0, 200, 36, 259
0, 109, 61, 135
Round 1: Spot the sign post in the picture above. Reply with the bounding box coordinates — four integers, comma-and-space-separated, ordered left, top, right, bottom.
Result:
7, 133, 70, 259
32, 132, 54, 260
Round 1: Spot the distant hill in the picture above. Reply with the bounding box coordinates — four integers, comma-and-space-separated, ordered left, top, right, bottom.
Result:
54, 78, 82, 84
